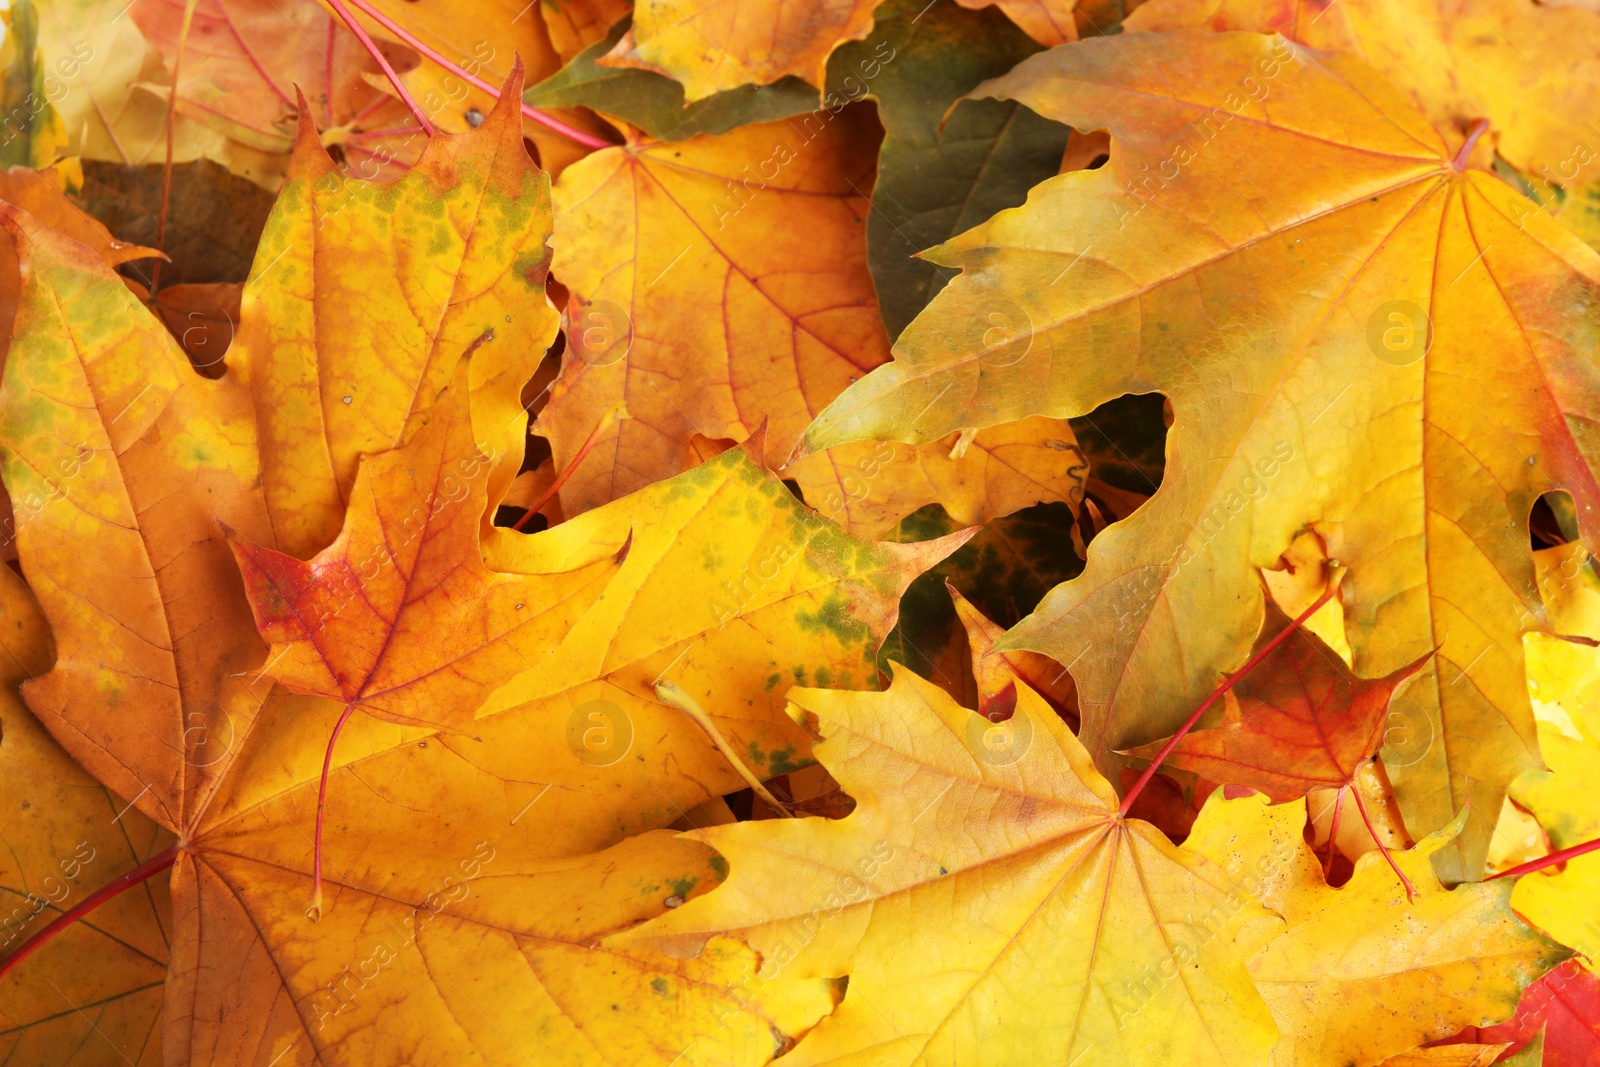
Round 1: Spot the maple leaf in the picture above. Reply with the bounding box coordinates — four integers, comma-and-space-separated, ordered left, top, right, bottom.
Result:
0, 551, 174, 1065
161, 429, 946, 1060
1124, 0, 1600, 191
624, 669, 1285, 1067
230, 79, 552, 559
229, 360, 621, 734
129, 0, 423, 162
1125, 0, 1600, 259
0, 81, 969, 1060
1126, 597, 1429, 802
530, 0, 1075, 342
1188, 792, 1569, 1067
542, 107, 1089, 543
541, 109, 890, 520
0, 199, 275, 833
599, 0, 878, 102
800, 30, 1600, 880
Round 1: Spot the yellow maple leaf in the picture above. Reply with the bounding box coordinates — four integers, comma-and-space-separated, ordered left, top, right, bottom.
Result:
0, 95, 964, 1061
545, 113, 1087, 537
1187, 793, 1569, 1067
1125, 0, 1600, 190
624, 669, 1284, 1067
800, 30, 1600, 880
231, 82, 554, 559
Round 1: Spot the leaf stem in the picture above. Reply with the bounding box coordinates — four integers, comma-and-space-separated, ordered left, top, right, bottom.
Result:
511, 405, 623, 531
1350, 781, 1417, 902
1324, 785, 1346, 879
153, 0, 201, 294
1453, 118, 1491, 171
324, 0, 436, 136
1487, 835, 1600, 881
1120, 571, 1341, 816
335, 0, 616, 150
324, 19, 337, 127
0, 843, 179, 982
308, 703, 360, 923
655, 681, 793, 817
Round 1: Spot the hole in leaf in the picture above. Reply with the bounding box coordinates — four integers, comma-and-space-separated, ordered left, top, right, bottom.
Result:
1530, 489, 1578, 548
1068, 391, 1168, 497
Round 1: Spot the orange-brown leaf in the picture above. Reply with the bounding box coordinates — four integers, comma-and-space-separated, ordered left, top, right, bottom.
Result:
1127, 601, 1429, 802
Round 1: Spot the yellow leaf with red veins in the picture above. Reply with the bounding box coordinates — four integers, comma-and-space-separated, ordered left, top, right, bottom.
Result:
0, 202, 273, 832
1187, 793, 1569, 1067
0, 565, 174, 1067
0, 103, 966, 1059
599, 0, 879, 101
231, 80, 553, 559
545, 113, 1086, 538
801, 31, 1600, 880
624, 669, 1284, 1067
231, 363, 621, 732
159, 436, 951, 1062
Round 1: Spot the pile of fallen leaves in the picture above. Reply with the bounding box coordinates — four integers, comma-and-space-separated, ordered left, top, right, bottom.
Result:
0, 0, 1598, 1063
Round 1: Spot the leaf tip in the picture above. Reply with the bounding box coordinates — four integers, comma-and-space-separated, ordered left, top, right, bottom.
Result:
738, 418, 770, 468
